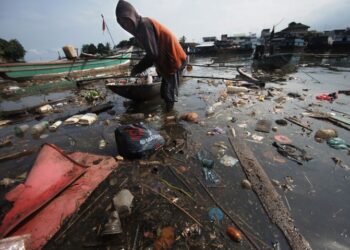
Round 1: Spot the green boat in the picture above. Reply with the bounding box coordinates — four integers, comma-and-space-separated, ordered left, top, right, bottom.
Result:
0, 52, 131, 82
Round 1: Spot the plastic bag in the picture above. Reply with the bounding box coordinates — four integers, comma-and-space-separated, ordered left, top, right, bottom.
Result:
115, 123, 165, 159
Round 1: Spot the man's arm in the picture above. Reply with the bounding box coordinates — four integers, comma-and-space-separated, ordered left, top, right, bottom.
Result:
131, 54, 154, 75
131, 18, 159, 75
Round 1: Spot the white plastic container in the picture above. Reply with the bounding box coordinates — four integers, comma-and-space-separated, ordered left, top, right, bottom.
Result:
36, 104, 53, 114
64, 115, 84, 125
113, 189, 134, 215
49, 120, 62, 132
79, 113, 98, 125
227, 86, 249, 94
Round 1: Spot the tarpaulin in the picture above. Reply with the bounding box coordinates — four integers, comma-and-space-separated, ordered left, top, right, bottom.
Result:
0, 144, 118, 250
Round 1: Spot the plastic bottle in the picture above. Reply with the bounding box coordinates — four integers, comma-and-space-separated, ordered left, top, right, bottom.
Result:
14, 124, 30, 136
102, 211, 123, 235
31, 121, 49, 136
49, 120, 62, 132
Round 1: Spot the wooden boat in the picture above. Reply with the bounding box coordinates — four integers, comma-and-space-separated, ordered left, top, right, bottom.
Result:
252, 53, 298, 70
107, 81, 161, 102
0, 52, 132, 82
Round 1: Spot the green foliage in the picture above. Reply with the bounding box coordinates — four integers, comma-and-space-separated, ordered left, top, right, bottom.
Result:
87, 43, 97, 54
116, 40, 129, 48
116, 37, 141, 48
81, 44, 90, 53
82, 42, 111, 55
0, 38, 9, 51
84, 89, 101, 103
97, 43, 105, 55
105, 42, 111, 53
0, 38, 26, 62
179, 35, 186, 44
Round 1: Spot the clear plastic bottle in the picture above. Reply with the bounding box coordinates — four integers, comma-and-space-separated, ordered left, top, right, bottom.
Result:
31, 121, 49, 136
14, 124, 30, 136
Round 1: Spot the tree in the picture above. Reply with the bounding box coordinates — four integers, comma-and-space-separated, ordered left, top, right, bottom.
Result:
2, 39, 26, 62
105, 42, 111, 54
87, 43, 97, 54
81, 44, 90, 54
97, 43, 105, 55
0, 38, 9, 51
179, 36, 186, 45
116, 37, 142, 48
116, 40, 129, 48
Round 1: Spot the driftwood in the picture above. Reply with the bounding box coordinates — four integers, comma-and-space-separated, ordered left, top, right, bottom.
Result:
0, 97, 73, 118
228, 131, 311, 250
0, 149, 36, 163
141, 183, 203, 227
285, 116, 313, 131
0, 120, 13, 127
182, 75, 240, 81
331, 108, 350, 117
0, 137, 12, 148
51, 101, 114, 124
188, 63, 247, 69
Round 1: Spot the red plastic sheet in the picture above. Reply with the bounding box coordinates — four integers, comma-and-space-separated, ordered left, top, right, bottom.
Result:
0, 144, 118, 250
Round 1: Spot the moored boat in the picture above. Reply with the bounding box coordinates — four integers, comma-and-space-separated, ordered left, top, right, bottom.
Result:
0, 49, 132, 82
107, 81, 161, 102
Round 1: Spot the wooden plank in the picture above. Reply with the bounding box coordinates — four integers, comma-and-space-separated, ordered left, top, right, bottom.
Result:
228, 131, 311, 250
285, 117, 313, 131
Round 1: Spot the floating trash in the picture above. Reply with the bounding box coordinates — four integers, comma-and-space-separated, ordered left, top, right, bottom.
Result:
99, 139, 107, 149
314, 129, 337, 142
275, 119, 288, 126
14, 124, 30, 137
79, 113, 98, 125
220, 155, 238, 167
49, 121, 62, 132
241, 179, 252, 189
64, 115, 84, 125
272, 141, 312, 165
255, 119, 272, 133
181, 224, 201, 239
206, 106, 215, 116
252, 134, 264, 142
226, 226, 243, 242
113, 189, 134, 215
203, 168, 220, 184
153, 227, 175, 250
327, 137, 349, 150
207, 127, 225, 135
101, 211, 123, 235
274, 134, 292, 144
208, 207, 224, 223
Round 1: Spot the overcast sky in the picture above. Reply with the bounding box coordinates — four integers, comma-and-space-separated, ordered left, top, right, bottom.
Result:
1, 0, 349, 61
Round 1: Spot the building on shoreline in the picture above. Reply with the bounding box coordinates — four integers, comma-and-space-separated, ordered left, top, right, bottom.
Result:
195, 33, 258, 55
